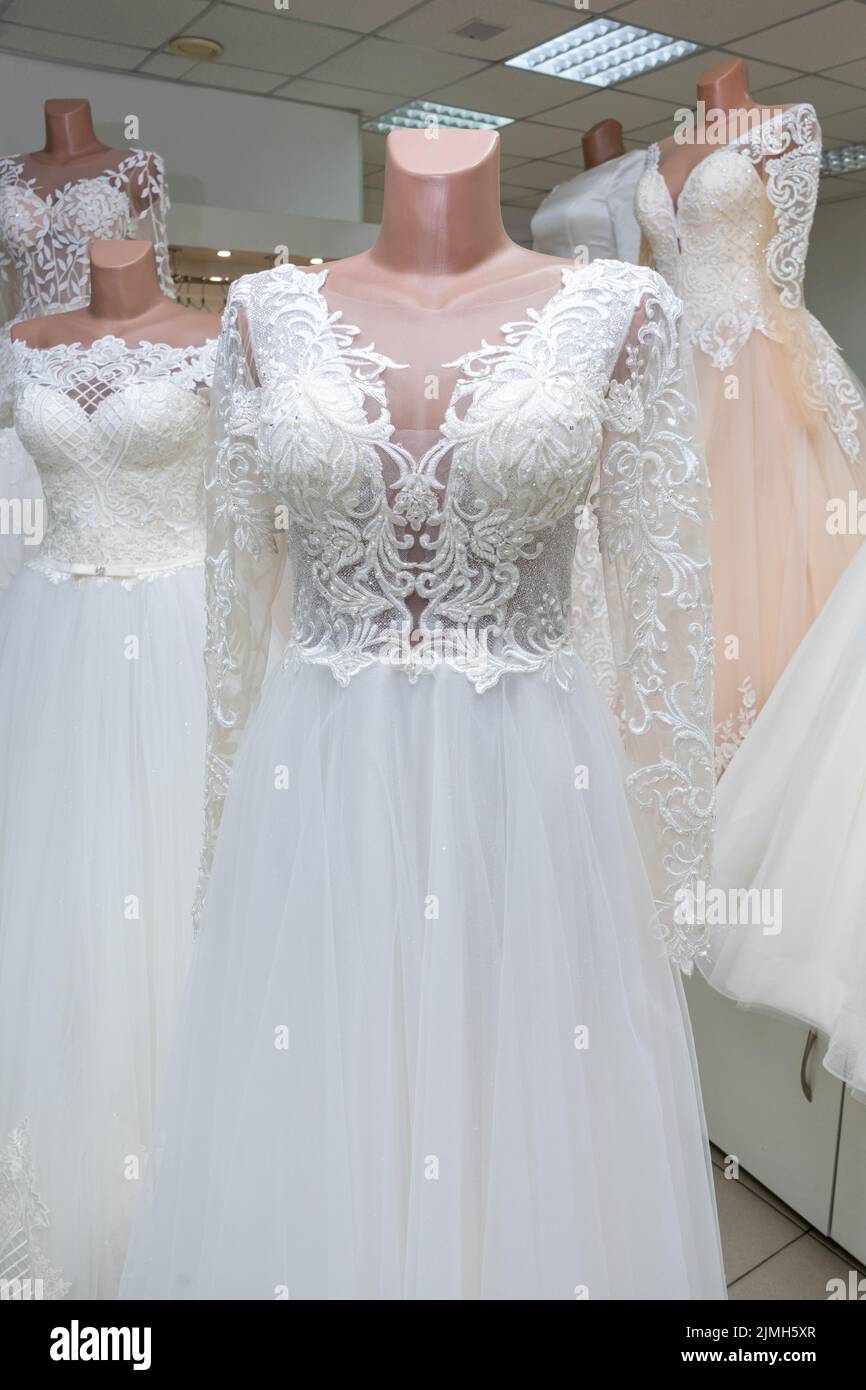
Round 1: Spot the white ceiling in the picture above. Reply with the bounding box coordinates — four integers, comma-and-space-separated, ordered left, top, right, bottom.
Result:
2, 0, 866, 216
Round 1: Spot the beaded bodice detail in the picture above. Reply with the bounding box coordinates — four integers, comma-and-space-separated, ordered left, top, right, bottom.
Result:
200, 260, 716, 966
13, 336, 215, 574
635, 103, 863, 462
635, 104, 820, 370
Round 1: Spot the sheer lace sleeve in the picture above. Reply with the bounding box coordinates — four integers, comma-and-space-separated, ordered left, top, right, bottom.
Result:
0, 158, 21, 427
598, 270, 714, 970
129, 151, 175, 301
741, 103, 820, 312
196, 277, 286, 924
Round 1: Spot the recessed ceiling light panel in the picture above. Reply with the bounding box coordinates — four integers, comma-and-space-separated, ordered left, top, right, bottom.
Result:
822, 144, 866, 176
363, 100, 513, 134
506, 18, 701, 88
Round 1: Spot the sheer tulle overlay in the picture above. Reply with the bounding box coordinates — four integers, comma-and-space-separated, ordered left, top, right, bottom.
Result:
635, 104, 866, 770
706, 539, 866, 1098
699, 331, 865, 766
122, 654, 724, 1300
0, 563, 205, 1297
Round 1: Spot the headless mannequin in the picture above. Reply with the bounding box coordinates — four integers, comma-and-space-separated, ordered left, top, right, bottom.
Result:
11, 241, 219, 349
582, 119, 625, 171
323, 129, 569, 312
18, 99, 153, 213
657, 59, 790, 208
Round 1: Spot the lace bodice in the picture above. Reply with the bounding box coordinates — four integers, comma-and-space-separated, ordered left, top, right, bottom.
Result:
0, 149, 174, 424
200, 260, 715, 967
635, 105, 820, 370
12, 335, 215, 576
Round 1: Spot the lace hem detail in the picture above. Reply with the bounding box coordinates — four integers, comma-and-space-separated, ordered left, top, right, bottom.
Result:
0, 1122, 69, 1300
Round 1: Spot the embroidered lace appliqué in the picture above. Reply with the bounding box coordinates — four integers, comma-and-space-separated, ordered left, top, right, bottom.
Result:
635, 104, 862, 461
715, 677, 758, 778
0, 1122, 69, 1300
13, 335, 215, 574
198, 260, 715, 968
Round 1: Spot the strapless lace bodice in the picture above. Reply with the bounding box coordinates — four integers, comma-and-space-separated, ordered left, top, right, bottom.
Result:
13, 335, 215, 576
199, 260, 716, 966
0, 150, 174, 425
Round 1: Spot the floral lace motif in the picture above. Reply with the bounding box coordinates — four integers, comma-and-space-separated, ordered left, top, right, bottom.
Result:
0, 1122, 69, 1300
0, 149, 174, 424
199, 260, 715, 967
636, 104, 861, 464
13, 335, 215, 573
715, 677, 758, 778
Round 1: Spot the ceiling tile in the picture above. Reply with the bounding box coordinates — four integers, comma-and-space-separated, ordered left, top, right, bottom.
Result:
822, 57, 866, 90
379, 0, 581, 62
732, 2, 866, 73
1, 0, 207, 48
752, 75, 866, 118
627, 116, 679, 144
308, 36, 485, 94
362, 131, 389, 162
501, 158, 576, 190
498, 121, 582, 157
499, 180, 544, 200
175, 5, 357, 77
181, 61, 285, 94
138, 52, 199, 80
230, 0, 415, 31
278, 79, 396, 115
820, 105, 866, 142
0, 22, 146, 69
545, 147, 585, 168
428, 64, 588, 117
610, 0, 835, 46
499, 152, 534, 170
504, 191, 543, 209
364, 168, 386, 189
532, 88, 672, 132
617, 49, 794, 102
529, 0, 622, 11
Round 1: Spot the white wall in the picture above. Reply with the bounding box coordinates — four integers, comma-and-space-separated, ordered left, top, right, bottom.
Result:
807, 194, 866, 383
0, 51, 363, 233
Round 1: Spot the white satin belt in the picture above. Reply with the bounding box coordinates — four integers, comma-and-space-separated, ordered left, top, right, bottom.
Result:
25, 553, 204, 580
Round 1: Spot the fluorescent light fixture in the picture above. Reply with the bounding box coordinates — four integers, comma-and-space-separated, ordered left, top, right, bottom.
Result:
364, 100, 513, 134
822, 144, 866, 176
506, 18, 701, 88
216, 249, 231, 258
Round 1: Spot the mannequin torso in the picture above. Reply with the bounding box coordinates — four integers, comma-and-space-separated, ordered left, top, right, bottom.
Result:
11, 241, 218, 349
17, 99, 155, 214
657, 59, 791, 208
320, 130, 571, 312
582, 119, 626, 171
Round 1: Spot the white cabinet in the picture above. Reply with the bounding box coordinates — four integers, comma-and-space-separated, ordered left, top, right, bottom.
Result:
832, 1091, 866, 1269
684, 970, 844, 1233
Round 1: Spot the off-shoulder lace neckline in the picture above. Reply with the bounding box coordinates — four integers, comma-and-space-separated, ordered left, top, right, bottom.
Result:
12, 333, 218, 359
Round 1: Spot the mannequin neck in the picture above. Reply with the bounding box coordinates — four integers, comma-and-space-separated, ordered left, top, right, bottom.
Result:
39, 99, 110, 163
369, 130, 512, 277
697, 59, 753, 115
86, 242, 166, 325
582, 120, 625, 170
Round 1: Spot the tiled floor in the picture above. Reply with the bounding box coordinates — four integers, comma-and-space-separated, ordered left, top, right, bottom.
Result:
710, 1145, 866, 1299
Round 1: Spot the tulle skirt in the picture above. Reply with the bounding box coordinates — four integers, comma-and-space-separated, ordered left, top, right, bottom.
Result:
121, 652, 725, 1301
0, 561, 205, 1298
704, 538, 866, 1099
702, 327, 866, 772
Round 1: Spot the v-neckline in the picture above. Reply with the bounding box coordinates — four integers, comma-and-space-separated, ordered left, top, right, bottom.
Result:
302, 262, 579, 486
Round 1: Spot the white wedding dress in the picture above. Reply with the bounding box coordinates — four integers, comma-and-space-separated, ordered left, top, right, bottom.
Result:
0, 332, 214, 1299
705, 534, 866, 1099
532, 149, 644, 264
0, 148, 174, 593
120, 259, 724, 1301
635, 104, 866, 771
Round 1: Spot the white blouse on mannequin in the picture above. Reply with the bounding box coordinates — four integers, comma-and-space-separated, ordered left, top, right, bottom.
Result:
531, 149, 644, 264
